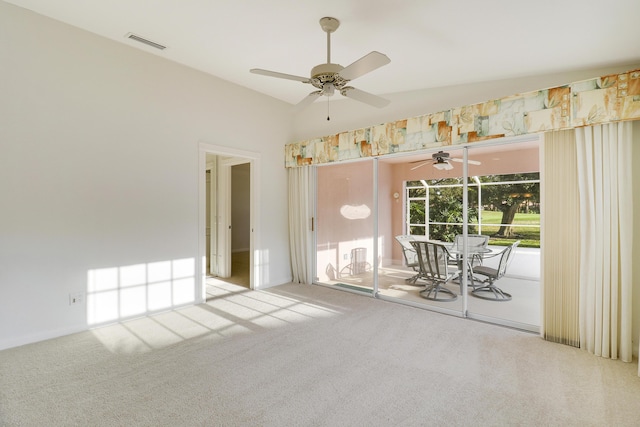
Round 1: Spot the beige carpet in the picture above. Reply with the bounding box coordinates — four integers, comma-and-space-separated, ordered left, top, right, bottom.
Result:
208, 250, 250, 289
1, 282, 639, 426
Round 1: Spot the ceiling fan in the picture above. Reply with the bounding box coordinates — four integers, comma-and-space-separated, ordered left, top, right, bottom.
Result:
410, 151, 482, 171
250, 17, 391, 114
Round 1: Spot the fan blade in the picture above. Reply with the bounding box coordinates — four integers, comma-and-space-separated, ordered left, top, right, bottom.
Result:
341, 87, 390, 108
293, 91, 322, 111
250, 68, 310, 83
339, 51, 390, 81
451, 158, 482, 165
410, 161, 429, 171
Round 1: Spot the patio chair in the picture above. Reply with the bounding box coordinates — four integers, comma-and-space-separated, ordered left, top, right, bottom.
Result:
447, 234, 490, 289
395, 235, 421, 285
339, 247, 371, 277
410, 240, 458, 301
470, 241, 520, 301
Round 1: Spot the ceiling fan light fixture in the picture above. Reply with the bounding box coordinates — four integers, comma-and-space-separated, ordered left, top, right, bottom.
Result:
324, 83, 335, 96
433, 159, 453, 171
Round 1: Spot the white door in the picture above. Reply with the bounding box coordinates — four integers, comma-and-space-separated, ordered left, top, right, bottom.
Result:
218, 157, 251, 279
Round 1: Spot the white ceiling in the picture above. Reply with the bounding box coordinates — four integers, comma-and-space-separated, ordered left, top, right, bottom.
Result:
6, 0, 640, 106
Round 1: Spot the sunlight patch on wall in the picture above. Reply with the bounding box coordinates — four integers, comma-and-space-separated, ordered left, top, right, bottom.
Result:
253, 249, 268, 289
87, 258, 195, 326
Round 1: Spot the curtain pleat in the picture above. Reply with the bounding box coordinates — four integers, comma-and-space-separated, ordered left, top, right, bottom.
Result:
288, 166, 312, 284
575, 122, 633, 362
541, 130, 581, 346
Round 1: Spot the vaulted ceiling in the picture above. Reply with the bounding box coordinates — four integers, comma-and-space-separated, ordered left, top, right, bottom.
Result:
6, 0, 640, 106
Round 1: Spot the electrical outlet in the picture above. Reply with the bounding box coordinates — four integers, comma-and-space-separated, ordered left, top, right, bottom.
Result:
343, 254, 348, 260
69, 292, 84, 305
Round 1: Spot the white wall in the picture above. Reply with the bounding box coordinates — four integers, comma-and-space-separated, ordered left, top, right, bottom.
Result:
0, 2, 292, 349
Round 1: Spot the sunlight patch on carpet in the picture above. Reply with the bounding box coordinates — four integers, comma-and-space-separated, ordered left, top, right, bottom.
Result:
91, 282, 341, 354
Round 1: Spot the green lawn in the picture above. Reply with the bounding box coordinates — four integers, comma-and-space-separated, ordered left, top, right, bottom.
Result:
472, 211, 540, 248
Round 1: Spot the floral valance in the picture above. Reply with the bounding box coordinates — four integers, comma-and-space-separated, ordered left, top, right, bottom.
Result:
285, 68, 640, 168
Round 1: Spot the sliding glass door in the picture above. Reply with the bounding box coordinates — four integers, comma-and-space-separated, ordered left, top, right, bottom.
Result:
465, 141, 541, 331
376, 148, 466, 316
314, 160, 376, 295
312, 137, 541, 331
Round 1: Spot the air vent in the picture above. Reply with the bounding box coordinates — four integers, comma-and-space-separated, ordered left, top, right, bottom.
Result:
125, 33, 167, 50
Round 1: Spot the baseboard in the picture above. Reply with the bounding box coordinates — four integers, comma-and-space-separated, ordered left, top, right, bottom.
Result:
256, 276, 294, 290
0, 302, 203, 352
0, 324, 88, 352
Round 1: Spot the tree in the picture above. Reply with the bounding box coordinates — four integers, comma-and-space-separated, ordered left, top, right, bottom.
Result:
408, 179, 478, 242
429, 185, 479, 242
479, 173, 539, 237
408, 198, 426, 235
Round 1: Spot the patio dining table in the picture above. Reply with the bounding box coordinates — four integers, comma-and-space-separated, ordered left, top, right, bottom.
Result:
409, 236, 499, 289
444, 244, 496, 290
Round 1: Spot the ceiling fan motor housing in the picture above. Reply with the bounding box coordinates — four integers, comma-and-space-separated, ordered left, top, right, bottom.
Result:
310, 63, 348, 91
433, 151, 450, 162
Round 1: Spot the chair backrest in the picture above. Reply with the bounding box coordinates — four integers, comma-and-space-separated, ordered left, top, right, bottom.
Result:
410, 240, 454, 282
452, 234, 489, 252
350, 247, 368, 274
395, 235, 418, 267
495, 240, 520, 279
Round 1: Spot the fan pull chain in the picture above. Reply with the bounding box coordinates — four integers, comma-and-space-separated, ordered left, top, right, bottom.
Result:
327, 97, 330, 121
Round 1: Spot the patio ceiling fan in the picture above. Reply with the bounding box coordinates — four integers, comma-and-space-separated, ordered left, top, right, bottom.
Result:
410, 151, 481, 171
250, 17, 391, 115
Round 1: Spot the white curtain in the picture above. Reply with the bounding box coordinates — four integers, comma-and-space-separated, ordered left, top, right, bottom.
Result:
541, 130, 581, 347
288, 166, 312, 284
575, 121, 633, 362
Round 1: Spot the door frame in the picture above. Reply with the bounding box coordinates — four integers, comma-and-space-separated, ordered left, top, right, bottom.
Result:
197, 142, 261, 301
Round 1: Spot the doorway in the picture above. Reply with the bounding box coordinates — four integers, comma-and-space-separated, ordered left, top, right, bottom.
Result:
198, 143, 260, 300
